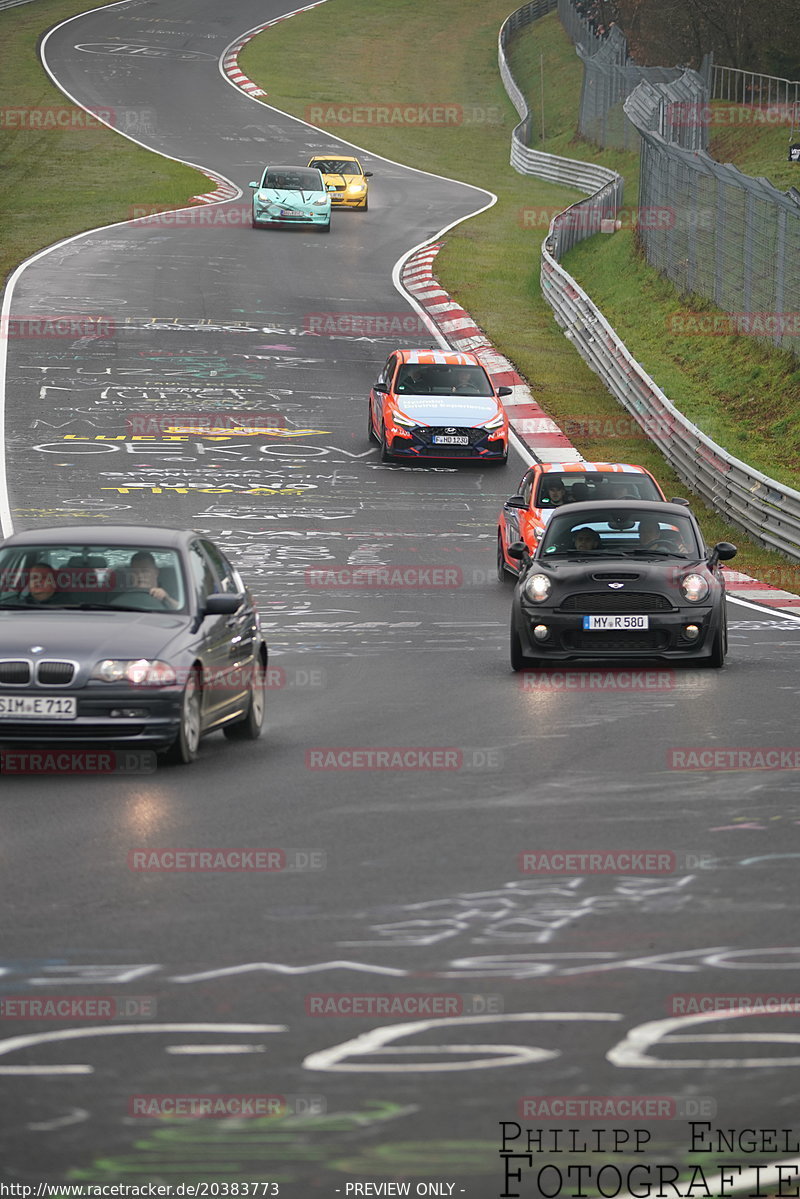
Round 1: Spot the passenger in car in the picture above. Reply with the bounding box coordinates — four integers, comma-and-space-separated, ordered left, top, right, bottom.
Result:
573, 528, 601, 551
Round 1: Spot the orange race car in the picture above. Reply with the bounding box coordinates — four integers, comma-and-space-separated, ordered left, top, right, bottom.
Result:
497, 461, 671, 580
368, 348, 512, 464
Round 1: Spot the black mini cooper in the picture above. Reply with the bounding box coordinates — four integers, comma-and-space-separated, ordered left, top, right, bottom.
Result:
508, 501, 736, 669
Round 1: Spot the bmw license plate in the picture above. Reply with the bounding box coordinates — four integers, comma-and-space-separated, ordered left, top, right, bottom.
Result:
0, 695, 77, 719
432, 435, 470, 445
583, 615, 649, 630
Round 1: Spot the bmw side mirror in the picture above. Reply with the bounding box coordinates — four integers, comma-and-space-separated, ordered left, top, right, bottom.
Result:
497, 386, 513, 397
205, 593, 244, 616
709, 541, 737, 565
504, 495, 527, 510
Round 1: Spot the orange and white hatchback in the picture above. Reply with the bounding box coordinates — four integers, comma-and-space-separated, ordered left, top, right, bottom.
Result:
368, 348, 511, 464
497, 461, 669, 579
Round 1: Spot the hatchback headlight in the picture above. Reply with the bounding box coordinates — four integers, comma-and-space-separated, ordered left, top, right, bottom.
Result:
347, 182, 366, 192
523, 573, 552, 603
390, 409, 417, 429
312, 198, 328, 206
680, 573, 709, 603
483, 412, 505, 430
92, 659, 177, 686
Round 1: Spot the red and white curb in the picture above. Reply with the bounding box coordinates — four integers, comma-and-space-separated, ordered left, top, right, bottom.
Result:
403, 243, 580, 467
221, 2, 328, 98
190, 170, 240, 205
401, 244, 800, 616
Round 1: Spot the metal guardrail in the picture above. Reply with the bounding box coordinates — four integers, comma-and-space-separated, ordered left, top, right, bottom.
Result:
498, 0, 800, 560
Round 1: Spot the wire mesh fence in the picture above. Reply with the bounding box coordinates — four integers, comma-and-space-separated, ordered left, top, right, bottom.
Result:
626, 79, 800, 357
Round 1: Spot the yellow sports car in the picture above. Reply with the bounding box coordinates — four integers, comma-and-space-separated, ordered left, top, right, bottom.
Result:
307, 155, 371, 210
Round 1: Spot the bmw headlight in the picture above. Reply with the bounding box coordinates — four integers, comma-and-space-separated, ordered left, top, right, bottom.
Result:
523, 573, 552, 603
680, 573, 709, 603
92, 659, 177, 686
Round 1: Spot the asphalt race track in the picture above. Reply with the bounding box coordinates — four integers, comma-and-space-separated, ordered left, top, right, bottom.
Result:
2, 0, 800, 1191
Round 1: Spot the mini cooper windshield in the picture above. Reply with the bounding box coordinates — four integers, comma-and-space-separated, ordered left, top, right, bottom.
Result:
539, 510, 701, 559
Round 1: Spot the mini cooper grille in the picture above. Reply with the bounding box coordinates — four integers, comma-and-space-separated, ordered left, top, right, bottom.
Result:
566, 630, 670, 652
37, 661, 75, 686
0, 660, 30, 685
561, 592, 674, 613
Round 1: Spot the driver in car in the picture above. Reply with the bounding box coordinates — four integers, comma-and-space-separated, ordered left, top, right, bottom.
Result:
127, 552, 179, 609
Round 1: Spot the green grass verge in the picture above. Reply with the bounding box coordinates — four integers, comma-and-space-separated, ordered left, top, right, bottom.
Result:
245, 2, 796, 582
0, 0, 209, 290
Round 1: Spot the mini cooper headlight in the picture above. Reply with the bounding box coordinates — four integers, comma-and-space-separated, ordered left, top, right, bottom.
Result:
523, 573, 552, 603
680, 573, 709, 603
92, 659, 177, 686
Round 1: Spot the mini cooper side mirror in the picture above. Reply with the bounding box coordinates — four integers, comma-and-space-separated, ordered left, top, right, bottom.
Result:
504, 496, 527, 510
709, 541, 737, 563
669, 497, 691, 506
507, 541, 528, 560
497, 386, 513, 397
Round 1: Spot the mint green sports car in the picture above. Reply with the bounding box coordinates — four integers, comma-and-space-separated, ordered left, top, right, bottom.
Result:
249, 165, 333, 232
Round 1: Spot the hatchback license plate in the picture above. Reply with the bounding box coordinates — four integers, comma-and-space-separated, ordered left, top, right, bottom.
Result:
432, 435, 470, 445
0, 695, 77, 719
583, 615, 649, 630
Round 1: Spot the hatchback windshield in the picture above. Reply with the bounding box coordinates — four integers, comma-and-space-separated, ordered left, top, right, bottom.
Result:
536, 473, 662, 507
0, 545, 187, 611
395, 364, 494, 396
539, 511, 700, 558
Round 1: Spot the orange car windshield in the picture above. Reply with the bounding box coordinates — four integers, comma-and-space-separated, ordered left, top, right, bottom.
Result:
395, 365, 494, 396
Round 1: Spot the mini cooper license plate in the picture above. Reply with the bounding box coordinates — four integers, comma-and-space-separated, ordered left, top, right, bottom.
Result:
432, 435, 470, 446
583, 615, 649, 630
0, 695, 77, 719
